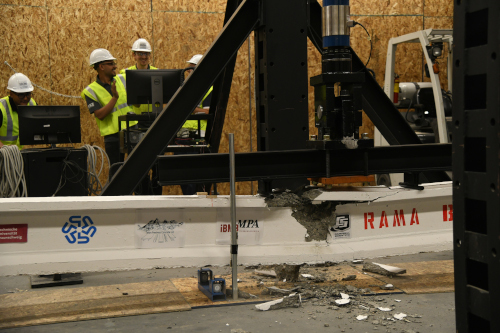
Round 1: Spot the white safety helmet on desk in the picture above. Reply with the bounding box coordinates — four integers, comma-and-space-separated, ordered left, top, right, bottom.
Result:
89, 48, 116, 66
132, 38, 152, 52
7, 73, 34, 93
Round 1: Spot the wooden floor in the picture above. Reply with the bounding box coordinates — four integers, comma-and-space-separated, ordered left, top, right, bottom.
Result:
0, 260, 454, 329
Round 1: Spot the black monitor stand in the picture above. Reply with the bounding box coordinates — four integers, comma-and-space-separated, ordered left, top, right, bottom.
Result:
151, 75, 163, 114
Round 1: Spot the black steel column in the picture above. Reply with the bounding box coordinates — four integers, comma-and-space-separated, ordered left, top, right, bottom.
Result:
453, 1, 500, 332
205, 0, 243, 153
255, 0, 310, 192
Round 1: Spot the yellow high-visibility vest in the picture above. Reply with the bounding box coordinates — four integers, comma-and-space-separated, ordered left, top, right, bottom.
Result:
182, 86, 213, 131
81, 74, 137, 136
0, 96, 36, 149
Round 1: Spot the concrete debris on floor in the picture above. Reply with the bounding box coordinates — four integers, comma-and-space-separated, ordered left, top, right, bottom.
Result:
255, 293, 302, 311
0, 253, 455, 331
363, 262, 407, 276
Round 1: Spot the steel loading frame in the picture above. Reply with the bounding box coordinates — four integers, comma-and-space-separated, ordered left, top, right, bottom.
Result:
101, 0, 451, 196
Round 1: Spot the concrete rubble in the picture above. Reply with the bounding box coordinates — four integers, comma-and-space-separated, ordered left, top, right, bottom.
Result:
255, 293, 302, 311
264, 189, 337, 242
254, 269, 277, 277
363, 262, 407, 276
274, 264, 301, 282
243, 261, 428, 331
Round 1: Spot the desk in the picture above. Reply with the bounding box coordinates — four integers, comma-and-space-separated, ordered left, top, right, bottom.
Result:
21, 148, 87, 197
118, 113, 213, 155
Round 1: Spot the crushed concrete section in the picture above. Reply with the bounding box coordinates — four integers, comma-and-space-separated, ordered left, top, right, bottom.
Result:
255, 293, 302, 311
274, 264, 301, 282
265, 189, 336, 242
265, 191, 310, 207
363, 262, 407, 276
394, 313, 408, 320
341, 275, 357, 281
300, 189, 323, 201
292, 202, 336, 241
254, 269, 277, 278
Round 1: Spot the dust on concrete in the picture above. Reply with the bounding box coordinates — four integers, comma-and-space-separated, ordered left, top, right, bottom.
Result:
264, 189, 337, 242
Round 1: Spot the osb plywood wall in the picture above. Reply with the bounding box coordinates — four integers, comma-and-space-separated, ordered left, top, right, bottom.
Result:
0, 0, 453, 195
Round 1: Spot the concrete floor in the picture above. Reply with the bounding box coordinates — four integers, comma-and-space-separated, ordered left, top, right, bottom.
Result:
0, 251, 456, 333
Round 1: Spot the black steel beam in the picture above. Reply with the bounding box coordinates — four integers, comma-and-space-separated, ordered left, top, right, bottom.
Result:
351, 51, 422, 146
157, 143, 451, 185
101, 0, 260, 196
205, 0, 243, 153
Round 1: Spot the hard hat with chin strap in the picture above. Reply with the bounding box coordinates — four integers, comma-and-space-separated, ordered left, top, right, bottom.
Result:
187, 54, 203, 65
132, 38, 152, 52
89, 48, 116, 66
7, 73, 34, 93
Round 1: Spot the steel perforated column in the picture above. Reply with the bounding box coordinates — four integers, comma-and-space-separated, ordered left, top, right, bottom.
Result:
254, 0, 309, 192
453, 1, 500, 332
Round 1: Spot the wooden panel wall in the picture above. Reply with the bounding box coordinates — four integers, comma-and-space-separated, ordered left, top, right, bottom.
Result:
0, 0, 453, 195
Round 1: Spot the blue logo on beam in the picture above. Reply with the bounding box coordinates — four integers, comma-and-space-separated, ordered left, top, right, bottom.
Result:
62, 216, 97, 244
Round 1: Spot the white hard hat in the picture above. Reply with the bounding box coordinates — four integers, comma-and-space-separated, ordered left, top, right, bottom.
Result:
89, 48, 116, 66
7, 73, 34, 93
132, 38, 152, 52
187, 54, 203, 65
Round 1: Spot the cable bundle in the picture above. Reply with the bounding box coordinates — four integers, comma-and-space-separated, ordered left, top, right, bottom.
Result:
82, 144, 109, 195
0, 145, 27, 197
51, 145, 110, 197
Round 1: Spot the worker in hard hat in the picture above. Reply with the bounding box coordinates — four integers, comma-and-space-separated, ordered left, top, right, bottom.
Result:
180, 54, 213, 138
119, 38, 162, 195
120, 38, 158, 115
81, 48, 137, 178
177, 54, 213, 195
0, 73, 37, 149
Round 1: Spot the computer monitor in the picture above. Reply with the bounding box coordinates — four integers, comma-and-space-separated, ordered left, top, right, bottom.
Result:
18, 105, 81, 146
126, 69, 183, 113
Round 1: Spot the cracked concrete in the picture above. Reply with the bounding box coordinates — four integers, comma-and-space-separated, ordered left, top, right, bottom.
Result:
264, 187, 415, 242
265, 190, 337, 242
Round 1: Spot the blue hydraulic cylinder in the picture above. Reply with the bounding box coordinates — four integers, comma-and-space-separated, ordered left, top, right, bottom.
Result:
323, 0, 351, 48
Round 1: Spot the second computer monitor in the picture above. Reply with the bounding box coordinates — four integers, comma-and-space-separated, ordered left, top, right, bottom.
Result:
126, 69, 183, 113
18, 105, 81, 146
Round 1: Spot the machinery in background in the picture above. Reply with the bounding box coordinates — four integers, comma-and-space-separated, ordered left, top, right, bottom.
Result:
377, 29, 453, 186
306, 0, 373, 184
198, 268, 226, 301
309, 0, 371, 152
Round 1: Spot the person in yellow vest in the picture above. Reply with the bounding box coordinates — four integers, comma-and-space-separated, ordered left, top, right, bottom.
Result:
119, 38, 160, 194
178, 54, 213, 195
81, 48, 137, 178
0, 73, 37, 149
120, 38, 158, 115
180, 54, 213, 138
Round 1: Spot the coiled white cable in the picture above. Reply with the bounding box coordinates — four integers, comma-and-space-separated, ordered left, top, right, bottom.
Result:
0, 145, 27, 197
82, 144, 110, 195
